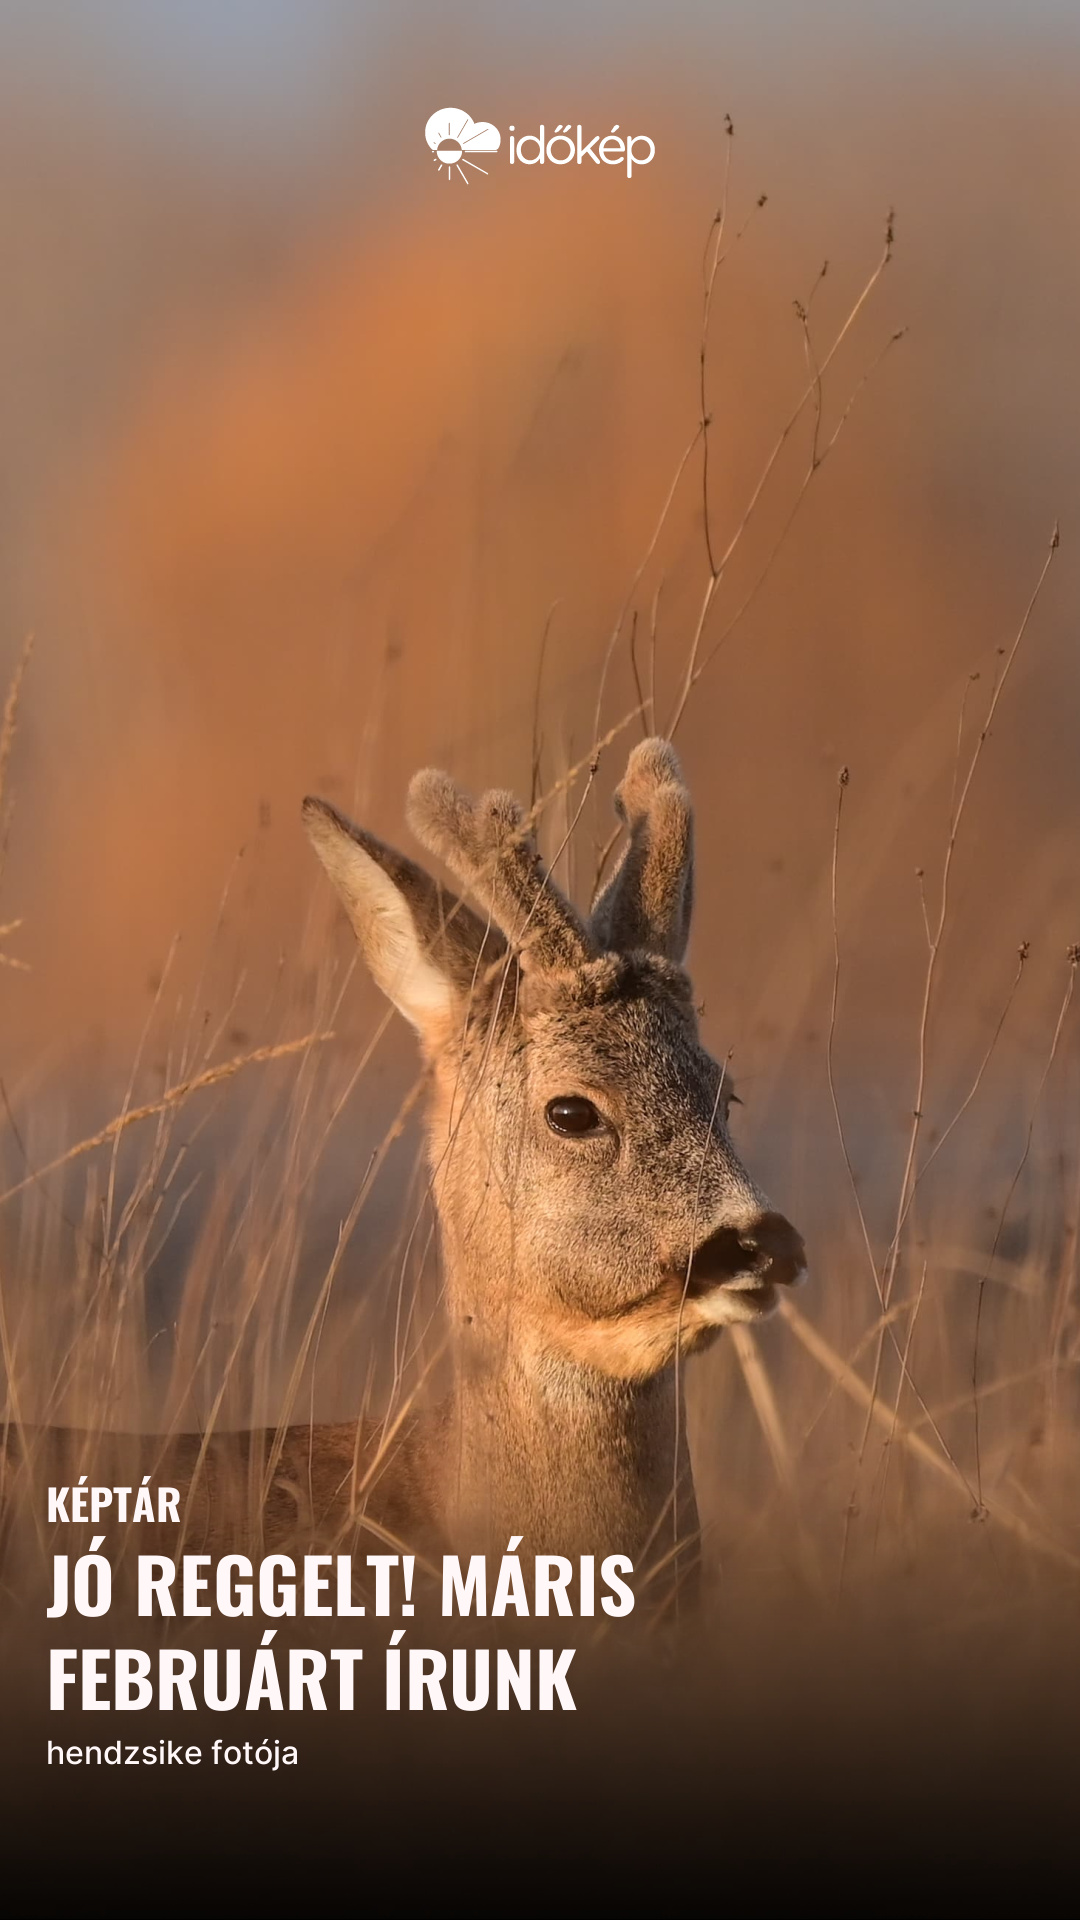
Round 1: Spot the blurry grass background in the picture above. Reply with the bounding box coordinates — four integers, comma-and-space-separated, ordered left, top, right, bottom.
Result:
1, 0, 1079, 1613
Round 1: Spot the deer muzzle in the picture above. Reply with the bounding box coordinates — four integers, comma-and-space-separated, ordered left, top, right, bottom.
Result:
680, 1211, 807, 1297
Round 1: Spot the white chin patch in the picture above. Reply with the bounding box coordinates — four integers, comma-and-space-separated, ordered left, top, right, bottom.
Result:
697, 1281, 779, 1326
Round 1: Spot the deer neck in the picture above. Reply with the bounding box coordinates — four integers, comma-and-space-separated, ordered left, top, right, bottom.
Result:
431, 1255, 697, 1561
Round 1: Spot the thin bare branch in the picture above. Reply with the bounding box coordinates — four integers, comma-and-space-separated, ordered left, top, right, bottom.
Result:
0, 1033, 334, 1206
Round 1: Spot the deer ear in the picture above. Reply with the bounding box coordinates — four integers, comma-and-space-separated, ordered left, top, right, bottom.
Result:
302, 797, 504, 1036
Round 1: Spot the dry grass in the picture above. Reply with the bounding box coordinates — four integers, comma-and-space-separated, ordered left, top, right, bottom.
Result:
0, 170, 1077, 1648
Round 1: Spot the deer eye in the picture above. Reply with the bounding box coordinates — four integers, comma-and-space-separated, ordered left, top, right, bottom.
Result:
546, 1095, 605, 1137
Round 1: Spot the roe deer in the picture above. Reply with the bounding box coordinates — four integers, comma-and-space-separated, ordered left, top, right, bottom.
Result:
7, 740, 805, 1583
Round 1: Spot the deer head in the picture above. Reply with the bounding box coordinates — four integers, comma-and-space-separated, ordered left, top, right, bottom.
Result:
303, 739, 806, 1387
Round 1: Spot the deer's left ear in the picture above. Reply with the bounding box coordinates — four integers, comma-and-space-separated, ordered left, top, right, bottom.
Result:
302, 797, 505, 1038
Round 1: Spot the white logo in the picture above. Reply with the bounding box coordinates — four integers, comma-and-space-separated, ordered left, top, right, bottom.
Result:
424, 108, 501, 184
423, 111, 656, 186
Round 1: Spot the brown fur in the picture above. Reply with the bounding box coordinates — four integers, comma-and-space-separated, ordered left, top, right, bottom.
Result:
7, 741, 806, 1580
302, 739, 806, 1562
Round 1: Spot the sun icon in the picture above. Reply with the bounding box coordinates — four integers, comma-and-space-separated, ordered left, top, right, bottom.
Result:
424, 108, 501, 184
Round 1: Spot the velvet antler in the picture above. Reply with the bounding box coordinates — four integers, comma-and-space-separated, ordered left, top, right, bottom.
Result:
407, 771, 596, 972
590, 738, 694, 962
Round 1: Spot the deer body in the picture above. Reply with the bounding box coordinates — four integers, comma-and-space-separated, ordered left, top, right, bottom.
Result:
11, 742, 805, 1580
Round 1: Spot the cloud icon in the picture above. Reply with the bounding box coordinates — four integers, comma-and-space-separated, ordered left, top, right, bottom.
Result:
425, 109, 501, 182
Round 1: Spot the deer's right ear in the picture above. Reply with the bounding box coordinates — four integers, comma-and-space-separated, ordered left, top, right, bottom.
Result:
302, 797, 505, 1036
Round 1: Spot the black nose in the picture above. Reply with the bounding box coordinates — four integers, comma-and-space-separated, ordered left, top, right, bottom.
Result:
683, 1210, 807, 1292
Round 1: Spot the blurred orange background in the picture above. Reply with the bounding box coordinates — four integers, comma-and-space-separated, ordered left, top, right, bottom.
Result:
0, 7, 1078, 1665
1, 1, 1078, 1219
